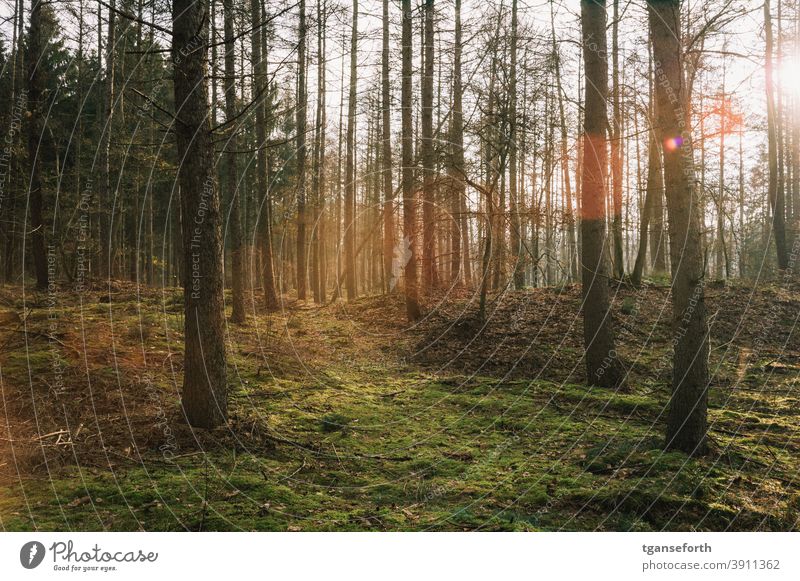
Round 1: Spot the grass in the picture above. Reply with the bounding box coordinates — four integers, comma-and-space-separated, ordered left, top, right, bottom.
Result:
0, 282, 798, 531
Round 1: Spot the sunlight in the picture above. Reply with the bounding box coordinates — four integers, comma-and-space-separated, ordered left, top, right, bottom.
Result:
778, 56, 800, 95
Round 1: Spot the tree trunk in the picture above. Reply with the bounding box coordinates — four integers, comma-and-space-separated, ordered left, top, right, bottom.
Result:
250, 0, 278, 310
381, 0, 395, 292
764, 0, 789, 270
610, 0, 624, 280
551, 0, 577, 283
312, 0, 327, 303
421, 0, 438, 293
649, 0, 709, 455
26, 0, 48, 289
401, 0, 421, 320
509, 0, 523, 290
580, 0, 623, 388
344, 0, 358, 300
223, 0, 245, 323
449, 0, 466, 286
172, 0, 228, 428
296, 0, 308, 299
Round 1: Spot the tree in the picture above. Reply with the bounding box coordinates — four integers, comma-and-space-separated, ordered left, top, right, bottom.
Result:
98, 0, 116, 279
448, 0, 467, 286
631, 54, 664, 286
344, 0, 357, 300
26, 0, 48, 289
764, 0, 789, 270
296, 0, 309, 299
401, 0, 421, 321
509, 0, 523, 290
250, 0, 279, 310
421, 0, 438, 292
172, 0, 228, 428
381, 0, 394, 292
649, 0, 709, 455
312, 0, 328, 303
610, 0, 624, 280
223, 0, 246, 323
579, 0, 623, 388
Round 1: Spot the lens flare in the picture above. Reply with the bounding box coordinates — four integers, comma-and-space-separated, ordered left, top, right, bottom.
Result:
664, 136, 684, 151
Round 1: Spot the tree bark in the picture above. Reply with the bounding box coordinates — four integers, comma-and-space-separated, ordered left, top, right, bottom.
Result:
764, 0, 789, 270
344, 0, 358, 300
580, 0, 623, 388
421, 0, 438, 293
381, 0, 395, 292
448, 0, 466, 286
509, 0, 523, 290
610, 0, 624, 280
649, 0, 709, 455
223, 0, 245, 323
26, 0, 48, 289
172, 0, 228, 428
296, 0, 309, 299
402, 0, 421, 320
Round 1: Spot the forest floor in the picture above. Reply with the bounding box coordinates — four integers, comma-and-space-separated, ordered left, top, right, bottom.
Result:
0, 279, 798, 531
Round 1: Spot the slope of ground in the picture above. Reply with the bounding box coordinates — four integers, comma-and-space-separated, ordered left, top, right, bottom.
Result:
0, 281, 798, 531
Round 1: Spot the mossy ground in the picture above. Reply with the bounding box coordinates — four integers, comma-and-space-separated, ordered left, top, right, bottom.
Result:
0, 281, 797, 531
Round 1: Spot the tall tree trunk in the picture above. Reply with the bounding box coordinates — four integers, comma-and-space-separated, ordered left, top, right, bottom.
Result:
632, 58, 664, 285
313, 0, 327, 303
716, 65, 728, 279
509, 0, 523, 290
344, 0, 358, 299
296, 0, 309, 299
402, 0, 421, 320
223, 0, 245, 323
449, 0, 466, 286
5, 0, 24, 282
99, 0, 116, 279
381, 0, 395, 292
649, 0, 709, 455
26, 0, 48, 289
250, 0, 278, 310
421, 0, 438, 293
172, 0, 228, 428
551, 0, 577, 283
610, 0, 624, 279
580, 0, 623, 387
764, 0, 789, 270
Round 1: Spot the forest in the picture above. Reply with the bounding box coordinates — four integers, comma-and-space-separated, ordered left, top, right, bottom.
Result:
0, 0, 798, 532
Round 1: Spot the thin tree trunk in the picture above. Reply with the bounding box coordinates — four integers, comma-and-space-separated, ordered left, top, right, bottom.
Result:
421, 0, 438, 292
381, 0, 395, 292
26, 0, 48, 289
764, 0, 789, 270
296, 0, 308, 299
250, 0, 278, 310
344, 0, 358, 299
509, 0, 522, 290
402, 0, 421, 320
449, 0, 466, 286
223, 0, 245, 322
610, 0, 624, 279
